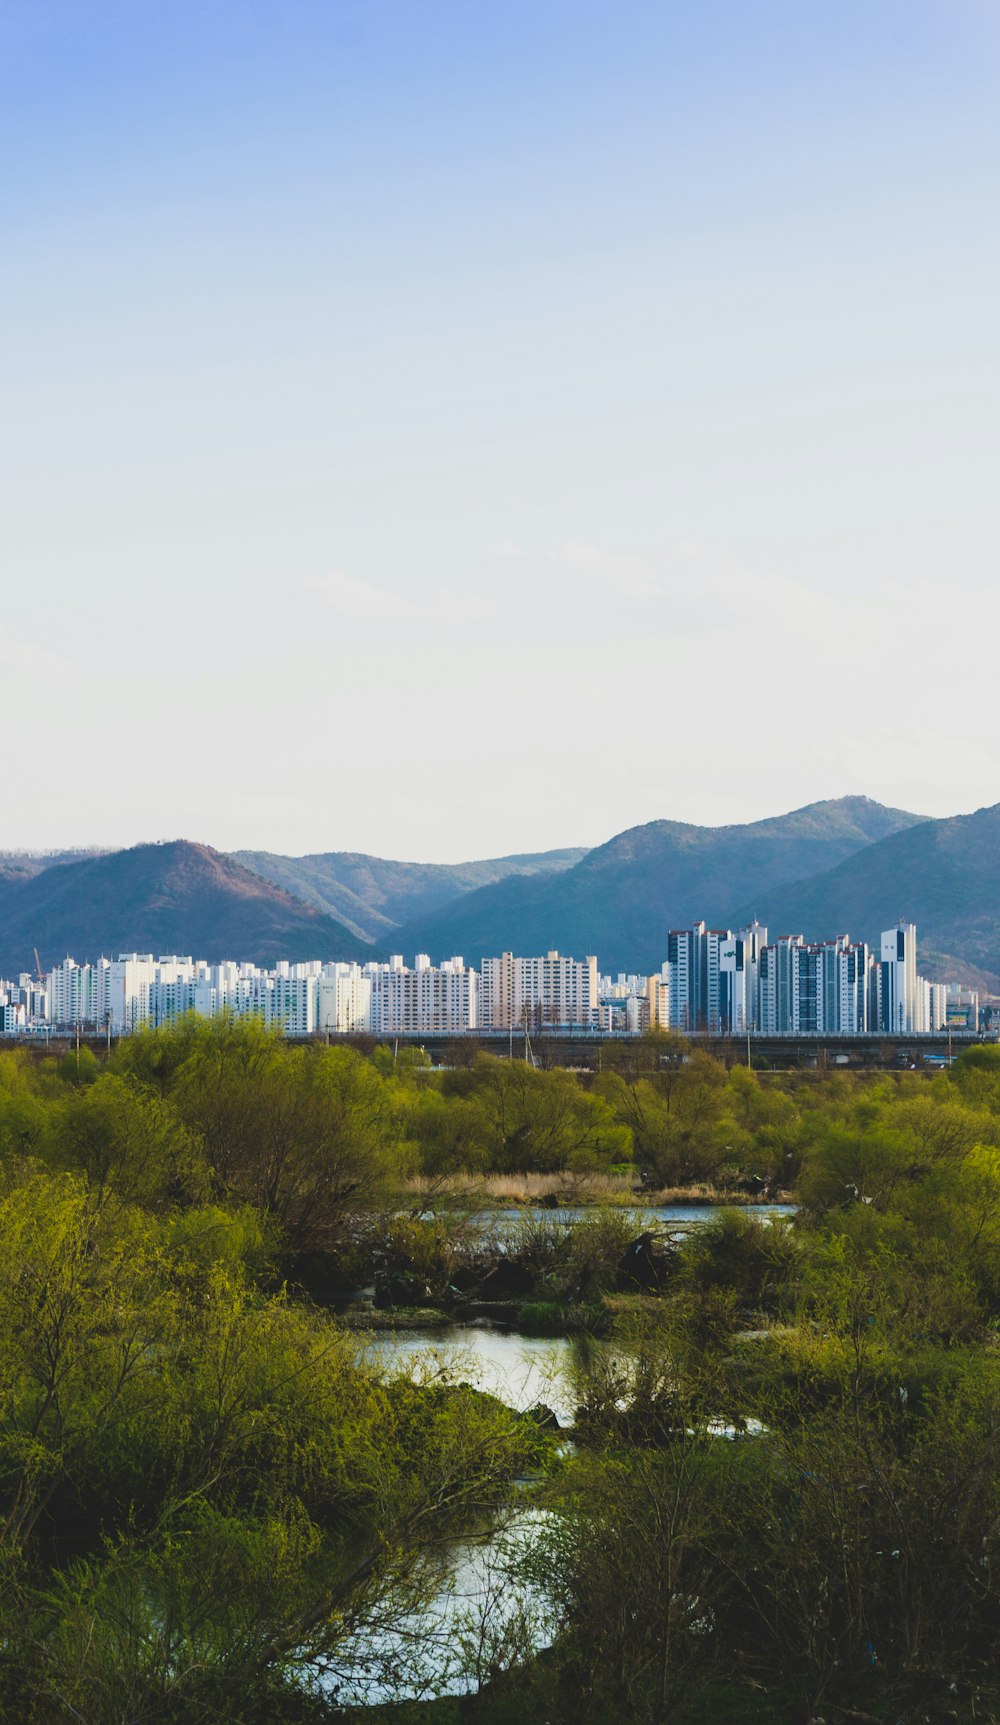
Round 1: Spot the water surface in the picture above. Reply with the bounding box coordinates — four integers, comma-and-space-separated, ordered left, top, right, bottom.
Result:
364, 1324, 580, 1426
468, 1200, 796, 1242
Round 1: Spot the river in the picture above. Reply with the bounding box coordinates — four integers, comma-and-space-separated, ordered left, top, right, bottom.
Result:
364, 1323, 582, 1425
329, 1203, 793, 1705
463, 1199, 796, 1243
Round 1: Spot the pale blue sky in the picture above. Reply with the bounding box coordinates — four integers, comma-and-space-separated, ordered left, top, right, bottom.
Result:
3, 1, 999, 856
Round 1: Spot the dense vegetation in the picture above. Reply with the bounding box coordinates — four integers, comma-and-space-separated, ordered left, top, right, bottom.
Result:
0, 1026, 546, 1723
0, 1020, 998, 1721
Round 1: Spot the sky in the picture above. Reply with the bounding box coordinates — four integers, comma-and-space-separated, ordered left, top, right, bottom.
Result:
3, 0, 1000, 859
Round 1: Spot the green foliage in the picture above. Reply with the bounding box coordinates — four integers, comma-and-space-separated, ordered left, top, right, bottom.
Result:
469, 1047, 1000, 1723
0, 1158, 539, 1720
401, 1086, 492, 1174
370, 1042, 434, 1080
441, 1057, 631, 1174
563, 1207, 638, 1292
594, 1056, 802, 1187
378, 1214, 476, 1294
678, 1209, 799, 1318
167, 1018, 412, 1246
55, 1045, 101, 1087
3, 1025, 1000, 1719
52, 1071, 209, 1205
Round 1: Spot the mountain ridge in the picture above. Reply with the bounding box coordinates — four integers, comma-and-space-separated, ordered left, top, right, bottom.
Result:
3, 799, 995, 997
729, 801, 1000, 990
392, 796, 927, 971
0, 842, 372, 977
232, 846, 587, 943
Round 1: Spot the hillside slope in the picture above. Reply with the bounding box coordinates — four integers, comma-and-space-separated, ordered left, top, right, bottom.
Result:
0, 842, 370, 977
233, 847, 588, 943
0, 849, 107, 883
730, 803, 1000, 988
394, 797, 924, 971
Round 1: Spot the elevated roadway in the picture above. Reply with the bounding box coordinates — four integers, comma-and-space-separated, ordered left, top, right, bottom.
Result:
11, 1028, 989, 1071
322, 1028, 986, 1071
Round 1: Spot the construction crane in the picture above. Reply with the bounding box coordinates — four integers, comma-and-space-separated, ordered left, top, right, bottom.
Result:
33, 948, 44, 986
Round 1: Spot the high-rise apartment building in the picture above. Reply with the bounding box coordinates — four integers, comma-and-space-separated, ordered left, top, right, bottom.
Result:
666, 923, 729, 1031
758, 935, 803, 1034
646, 965, 671, 1030
316, 963, 372, 1033
48, 956, 110, 1026
837, 943, 870, 1034
369, 955, 477, 1035
106, 955, 158, 1032
878, 922, 918, 1033
479, 951, 598, 1030
719, 923, 768, 1033
790, 937, 849, 1035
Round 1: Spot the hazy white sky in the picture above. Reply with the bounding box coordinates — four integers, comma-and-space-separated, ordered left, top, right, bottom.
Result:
3, 0, 1000, 858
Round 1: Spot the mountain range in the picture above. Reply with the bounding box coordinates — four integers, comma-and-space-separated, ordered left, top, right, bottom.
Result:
390, 797, 924, 975
730, 803, 1000, 992
0, 841, 584, 980
231, 847, 587, 944
0, 844, 373, 979
3, 795, 999, 993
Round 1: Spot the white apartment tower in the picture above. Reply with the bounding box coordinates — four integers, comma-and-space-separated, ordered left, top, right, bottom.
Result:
316, 963, 372, 1033
758, 936, 803, 1034
479, 951, 599, 1030
837, 943, 870, 1034
106, 955, 158, 1033
47, 956, 111, 1027
369, 955, 477, 1035
718, 923, 768, 1033
879, 922, 918, 1034
666, 923, 728, 1031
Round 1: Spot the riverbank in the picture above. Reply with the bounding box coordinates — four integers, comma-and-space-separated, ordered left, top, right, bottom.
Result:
343, 1678, 811, 1724
323, 1201, 798, 1338
345, 1669, 994, 1725
402, 1172, 793, 1209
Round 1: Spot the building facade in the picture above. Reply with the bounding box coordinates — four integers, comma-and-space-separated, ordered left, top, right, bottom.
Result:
479, 951, 599, 1030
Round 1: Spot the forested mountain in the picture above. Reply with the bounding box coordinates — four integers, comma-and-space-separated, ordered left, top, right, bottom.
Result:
6, 799, 997, 991
732, 801, 1000, 989
0, 842, 370, 976
0, 848, 107, 882
393, 797, 925, 972
233, 846, 587, 943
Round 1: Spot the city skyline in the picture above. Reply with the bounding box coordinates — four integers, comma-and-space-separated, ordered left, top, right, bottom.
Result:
6, 916, 979, 1041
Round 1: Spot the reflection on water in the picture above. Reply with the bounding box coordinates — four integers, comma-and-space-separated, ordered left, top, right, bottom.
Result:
474, 1202, 795, 1243
364, 1325, 583, 1427
338, 1209, 795, 1704
320, 1510, 556, 1707
346, 1321, 769, 1704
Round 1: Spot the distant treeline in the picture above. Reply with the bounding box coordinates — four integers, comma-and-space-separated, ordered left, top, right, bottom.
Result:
18, 1013, 1000, 1192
